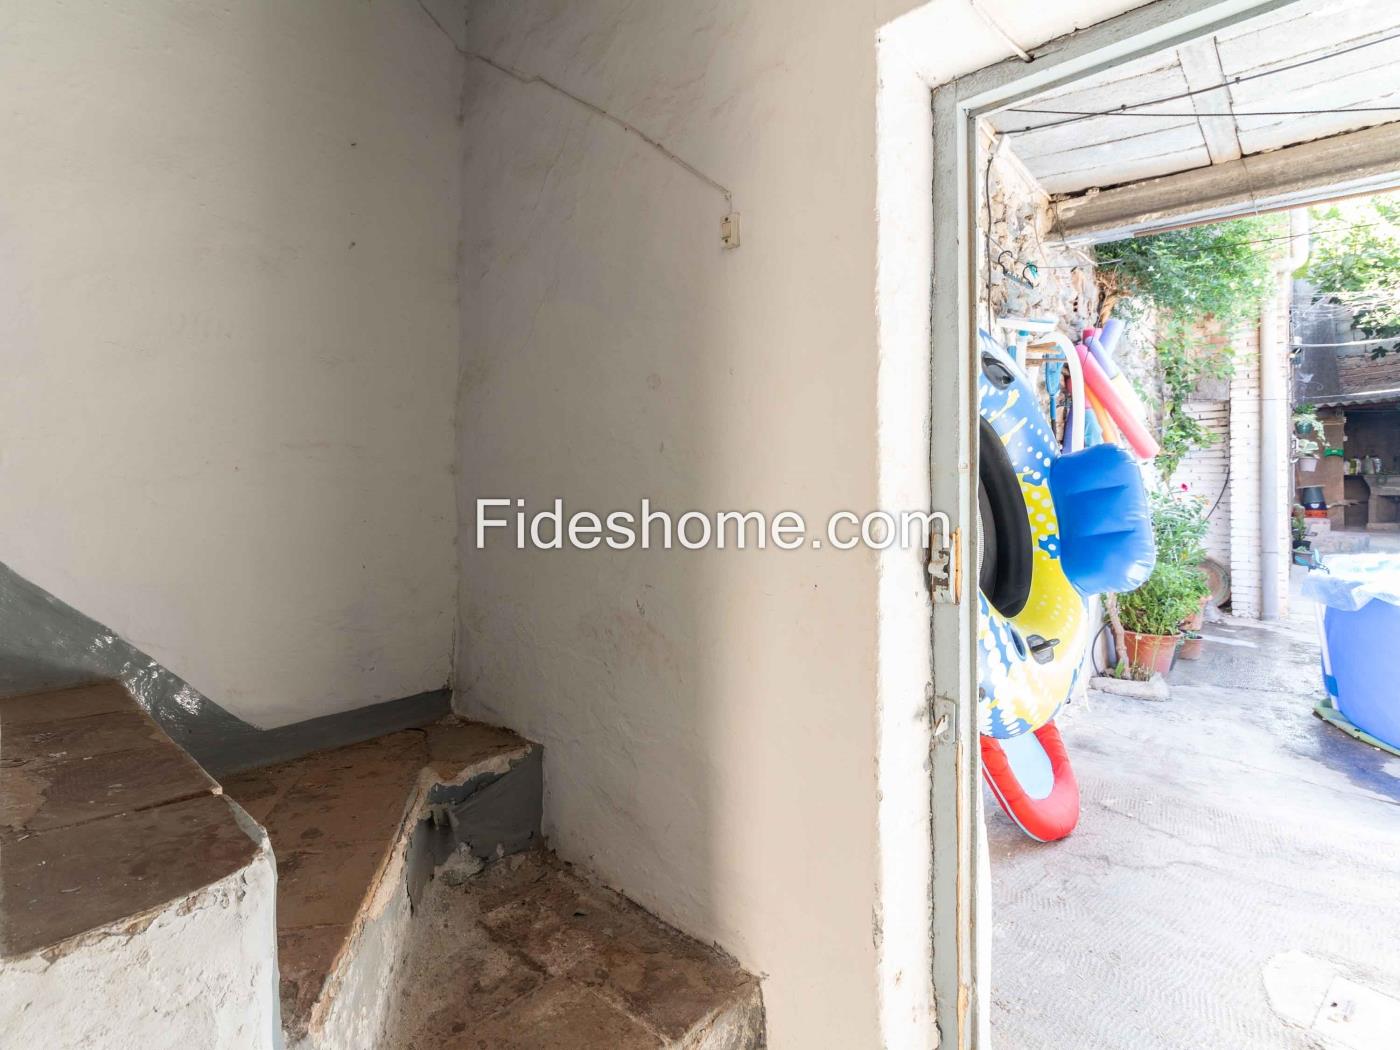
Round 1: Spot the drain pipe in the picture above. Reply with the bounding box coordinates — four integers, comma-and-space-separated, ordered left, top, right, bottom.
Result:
1259, 210, 1310, 619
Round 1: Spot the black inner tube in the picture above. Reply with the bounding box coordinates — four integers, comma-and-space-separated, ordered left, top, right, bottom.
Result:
978, 416, 1033, 619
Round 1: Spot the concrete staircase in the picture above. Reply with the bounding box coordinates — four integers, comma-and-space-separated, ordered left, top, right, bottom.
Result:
1, 682, 764, 1050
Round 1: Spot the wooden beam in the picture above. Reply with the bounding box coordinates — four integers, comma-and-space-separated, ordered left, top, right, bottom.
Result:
1175, 37, 1243, 164
1052, 120, 1400, 242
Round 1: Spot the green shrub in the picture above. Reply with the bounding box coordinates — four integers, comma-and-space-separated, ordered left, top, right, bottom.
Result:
1117, 561, 1209, 636
1116, 492, 1210, 636
1148, 490, 1209, 567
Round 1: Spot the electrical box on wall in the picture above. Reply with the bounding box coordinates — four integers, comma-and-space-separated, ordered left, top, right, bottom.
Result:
721, 212, 740, 249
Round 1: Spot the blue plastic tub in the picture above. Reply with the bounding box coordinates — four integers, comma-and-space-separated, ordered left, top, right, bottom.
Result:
1305, 555, 1400, 749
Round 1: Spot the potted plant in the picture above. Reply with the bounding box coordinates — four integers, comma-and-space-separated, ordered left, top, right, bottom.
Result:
1116, 562, 1210, 675
1294, 405, 1323, 472
1291, 506, 1311, 560
1113, 493, 1211, 677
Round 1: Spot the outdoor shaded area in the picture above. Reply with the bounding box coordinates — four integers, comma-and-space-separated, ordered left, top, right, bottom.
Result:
990, 567, 1400, 1048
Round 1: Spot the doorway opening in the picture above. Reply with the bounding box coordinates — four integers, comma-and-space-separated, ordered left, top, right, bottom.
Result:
961, 3, 1400, 1046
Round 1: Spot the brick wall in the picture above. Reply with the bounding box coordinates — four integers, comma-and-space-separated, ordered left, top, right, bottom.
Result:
1177, 400, 1231, 564
1181, 295, 1290, 620
1333, 349, 1400, 396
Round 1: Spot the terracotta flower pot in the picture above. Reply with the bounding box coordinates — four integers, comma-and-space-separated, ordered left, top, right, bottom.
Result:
1180, 595, 1208, 633
1178, 632, 1204, 660
1122, 630, 1180, 676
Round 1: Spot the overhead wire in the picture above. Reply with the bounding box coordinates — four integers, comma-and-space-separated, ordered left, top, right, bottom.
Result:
1001, 28, 1400, 134
1010, 105, 1400, 120
987, 219, 1396, 275
983, 26, 1400, 279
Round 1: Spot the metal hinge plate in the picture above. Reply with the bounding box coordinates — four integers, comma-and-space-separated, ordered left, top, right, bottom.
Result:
929, 523, 962, 604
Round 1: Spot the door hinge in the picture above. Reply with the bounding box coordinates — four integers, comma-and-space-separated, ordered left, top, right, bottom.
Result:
932, 694, 957, 747
928, 522, 962, 604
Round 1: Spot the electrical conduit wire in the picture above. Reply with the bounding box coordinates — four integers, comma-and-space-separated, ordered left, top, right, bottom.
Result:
1003, 28, 1400, 133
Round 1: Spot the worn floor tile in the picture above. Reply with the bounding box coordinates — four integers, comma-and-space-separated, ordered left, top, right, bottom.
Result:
0, 793, 258, 957
260, 765, 417, 849
424, 720, 530, 783
1, 738, 216, 836
475, 853, 756, 1037
385, 852, 759, 1049
220, 767, 297, 824
277, 923, 350, 1040
450, 979, 662, 1050
275, 841, 390, 929
0, 705, 168, 769
479, 867, 626, 976
0, 682, 132, 728
561, 917, 755, 1040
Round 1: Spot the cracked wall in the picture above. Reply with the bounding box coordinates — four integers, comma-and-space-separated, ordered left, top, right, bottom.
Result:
450, 4, 890, 1046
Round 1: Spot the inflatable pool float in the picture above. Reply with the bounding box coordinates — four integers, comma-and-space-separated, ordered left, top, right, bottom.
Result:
980, 722, 1078, 842
977, 330, 1154, 840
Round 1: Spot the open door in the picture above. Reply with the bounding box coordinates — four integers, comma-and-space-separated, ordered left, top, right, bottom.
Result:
915, 1, 1306, 1046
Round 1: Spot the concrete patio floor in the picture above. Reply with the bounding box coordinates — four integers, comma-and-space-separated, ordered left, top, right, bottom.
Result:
990, 568, 1400, 1049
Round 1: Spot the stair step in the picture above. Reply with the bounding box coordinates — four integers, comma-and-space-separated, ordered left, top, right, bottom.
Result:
221, 719, 540, 1048
1, 682, 277, 1050
0, 681, 256, 957
386, 850, 763, 1050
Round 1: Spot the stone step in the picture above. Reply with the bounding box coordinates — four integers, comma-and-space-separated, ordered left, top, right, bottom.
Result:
221, 719, 542, 1049
385, 850, 764, 1050
3, 685, 763, 1049
0, 681, 278, 1049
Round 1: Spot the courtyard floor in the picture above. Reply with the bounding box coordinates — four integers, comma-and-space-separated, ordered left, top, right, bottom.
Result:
990, 568, 1400, 1049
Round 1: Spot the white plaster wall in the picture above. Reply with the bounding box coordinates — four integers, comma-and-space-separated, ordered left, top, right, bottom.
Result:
0, 826, 279, 1050
1228, 304, 1295, 620
0, 0, 463, 727
454, 1, 1152, 1046
455, 8, 884, 1045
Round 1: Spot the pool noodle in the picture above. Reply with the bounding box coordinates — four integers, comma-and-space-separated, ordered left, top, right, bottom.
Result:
1099, 318, 1125, 356
1084, 386, 1121, 445
1082, 391, 1104, 446
1075, 344, 1159, 459
1109, 370, 1150, 425
1086, 334, 1118, 377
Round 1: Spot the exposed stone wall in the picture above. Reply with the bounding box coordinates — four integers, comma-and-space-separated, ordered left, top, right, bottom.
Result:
978, 135, 1097, 337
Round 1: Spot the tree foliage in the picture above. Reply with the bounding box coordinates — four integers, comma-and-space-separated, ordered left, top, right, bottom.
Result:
1303, 193, 1400, 343
1095, 216, 1282, 481
1095, 216, 1282, 331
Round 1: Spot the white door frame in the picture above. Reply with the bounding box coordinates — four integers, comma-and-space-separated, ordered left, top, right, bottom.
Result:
882, 0, 1311, 1045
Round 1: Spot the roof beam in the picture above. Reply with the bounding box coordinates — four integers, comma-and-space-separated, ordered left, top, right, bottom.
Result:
1174, 38, 1243, 164
1051, 120, 1400, 242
